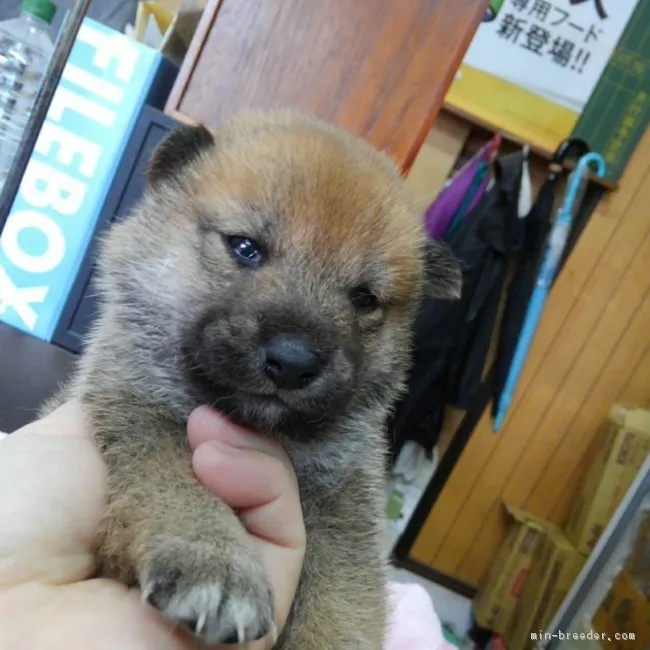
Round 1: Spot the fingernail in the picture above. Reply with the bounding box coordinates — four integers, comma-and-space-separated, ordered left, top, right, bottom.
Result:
193, 405, 229, 430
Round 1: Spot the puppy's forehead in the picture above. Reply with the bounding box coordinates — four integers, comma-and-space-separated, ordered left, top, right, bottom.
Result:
192, 127, 423, 289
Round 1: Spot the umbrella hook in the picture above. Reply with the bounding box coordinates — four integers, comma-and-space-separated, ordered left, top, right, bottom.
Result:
552, 138, 590, 165
548, 138, 591, 181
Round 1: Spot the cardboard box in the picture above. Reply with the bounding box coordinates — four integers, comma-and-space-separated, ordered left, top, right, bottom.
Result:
564, 405, 650, 555
592, 570, 650, 650
0, 18, 177, 342
473, 504, 547, 636
508, 524, 586, 650
128, 0, 207, 66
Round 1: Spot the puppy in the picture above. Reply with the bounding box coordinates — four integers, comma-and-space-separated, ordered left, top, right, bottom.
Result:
51, 111, 460, 648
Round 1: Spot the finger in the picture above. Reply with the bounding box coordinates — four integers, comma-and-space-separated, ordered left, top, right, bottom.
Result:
0, 581, 184, 650
12, 399, 91, 440
192, 441, 305, 551
187, 406, 283, 459
0, 433, 106, 586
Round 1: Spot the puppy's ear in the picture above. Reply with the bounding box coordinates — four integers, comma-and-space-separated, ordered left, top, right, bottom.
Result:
423, 240, 462, 300
147, 124, 215, 186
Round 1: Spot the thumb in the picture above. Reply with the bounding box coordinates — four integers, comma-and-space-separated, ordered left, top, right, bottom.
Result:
192, 441, 304, 551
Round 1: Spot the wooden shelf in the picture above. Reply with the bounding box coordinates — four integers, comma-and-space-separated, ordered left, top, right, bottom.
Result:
443, 103, 620, 192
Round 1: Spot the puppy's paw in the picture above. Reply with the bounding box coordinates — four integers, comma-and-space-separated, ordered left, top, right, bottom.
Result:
139, 536, 275, 644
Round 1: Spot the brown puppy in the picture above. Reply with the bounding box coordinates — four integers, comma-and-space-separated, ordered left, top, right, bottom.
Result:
51, 111, 460, 648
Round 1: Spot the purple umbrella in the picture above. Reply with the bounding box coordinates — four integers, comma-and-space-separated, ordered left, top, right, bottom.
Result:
424, 133, 501, 240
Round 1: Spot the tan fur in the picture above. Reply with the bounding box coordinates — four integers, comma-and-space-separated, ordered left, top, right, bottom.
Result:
45, 110, 460, 648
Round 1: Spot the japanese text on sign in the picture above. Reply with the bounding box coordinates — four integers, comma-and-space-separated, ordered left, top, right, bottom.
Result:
500, 1, 605, 74
461, 0, 638, 112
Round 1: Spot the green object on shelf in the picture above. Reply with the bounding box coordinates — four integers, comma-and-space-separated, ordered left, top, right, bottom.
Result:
484, 0, 505, 22
386, 489, 405, 521
442, 625, 463, 648
571, 0, 650, 184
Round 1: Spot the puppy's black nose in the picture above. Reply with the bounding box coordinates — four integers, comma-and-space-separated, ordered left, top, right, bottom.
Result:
262, 334, 325, 390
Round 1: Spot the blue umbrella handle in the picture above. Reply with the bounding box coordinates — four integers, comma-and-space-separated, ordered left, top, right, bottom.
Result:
558, 152, 607, 224
492, 152, 606, 433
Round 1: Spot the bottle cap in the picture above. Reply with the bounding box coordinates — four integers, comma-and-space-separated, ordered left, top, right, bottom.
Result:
21, 0, 57, 24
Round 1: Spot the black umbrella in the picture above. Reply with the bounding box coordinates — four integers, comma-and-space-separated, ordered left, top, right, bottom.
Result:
388, 149, 527, 461
490, 139, 590, 418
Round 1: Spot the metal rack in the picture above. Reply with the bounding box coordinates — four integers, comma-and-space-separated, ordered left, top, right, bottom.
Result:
545, 455, 650, 649
0, 0, 91, 231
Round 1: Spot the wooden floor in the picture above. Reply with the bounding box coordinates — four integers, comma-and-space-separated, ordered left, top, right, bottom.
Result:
410, 127, 650, 587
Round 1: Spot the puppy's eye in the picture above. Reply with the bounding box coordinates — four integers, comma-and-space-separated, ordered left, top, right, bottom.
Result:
350, 285, 379, 314
225, 235, 265, 268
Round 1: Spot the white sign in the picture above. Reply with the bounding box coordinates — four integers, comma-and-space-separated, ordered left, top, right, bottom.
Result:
464, 0, 639, 111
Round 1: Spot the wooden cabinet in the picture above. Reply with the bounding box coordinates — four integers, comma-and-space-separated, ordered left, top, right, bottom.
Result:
166, 0, 487, 172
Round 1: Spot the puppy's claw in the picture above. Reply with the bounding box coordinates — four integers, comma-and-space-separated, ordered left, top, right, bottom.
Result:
141, 583, 154, 606
270, 620, 278, 645
139, 537, 274, 645
196, 611, 207, 636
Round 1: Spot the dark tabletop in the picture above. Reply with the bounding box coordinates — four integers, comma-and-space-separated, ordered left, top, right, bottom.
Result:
0, 323, 75, 432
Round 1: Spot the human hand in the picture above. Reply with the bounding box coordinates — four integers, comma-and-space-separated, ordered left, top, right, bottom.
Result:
0, 401, 305, 650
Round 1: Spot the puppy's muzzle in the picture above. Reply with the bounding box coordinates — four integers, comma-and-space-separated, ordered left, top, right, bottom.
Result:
261, 333, 329, 390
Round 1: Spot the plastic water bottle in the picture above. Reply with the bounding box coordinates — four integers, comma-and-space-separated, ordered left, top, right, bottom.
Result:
0, 0, 56, 191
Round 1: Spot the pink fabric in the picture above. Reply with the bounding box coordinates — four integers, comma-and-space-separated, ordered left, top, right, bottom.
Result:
385, 582, 457, 650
